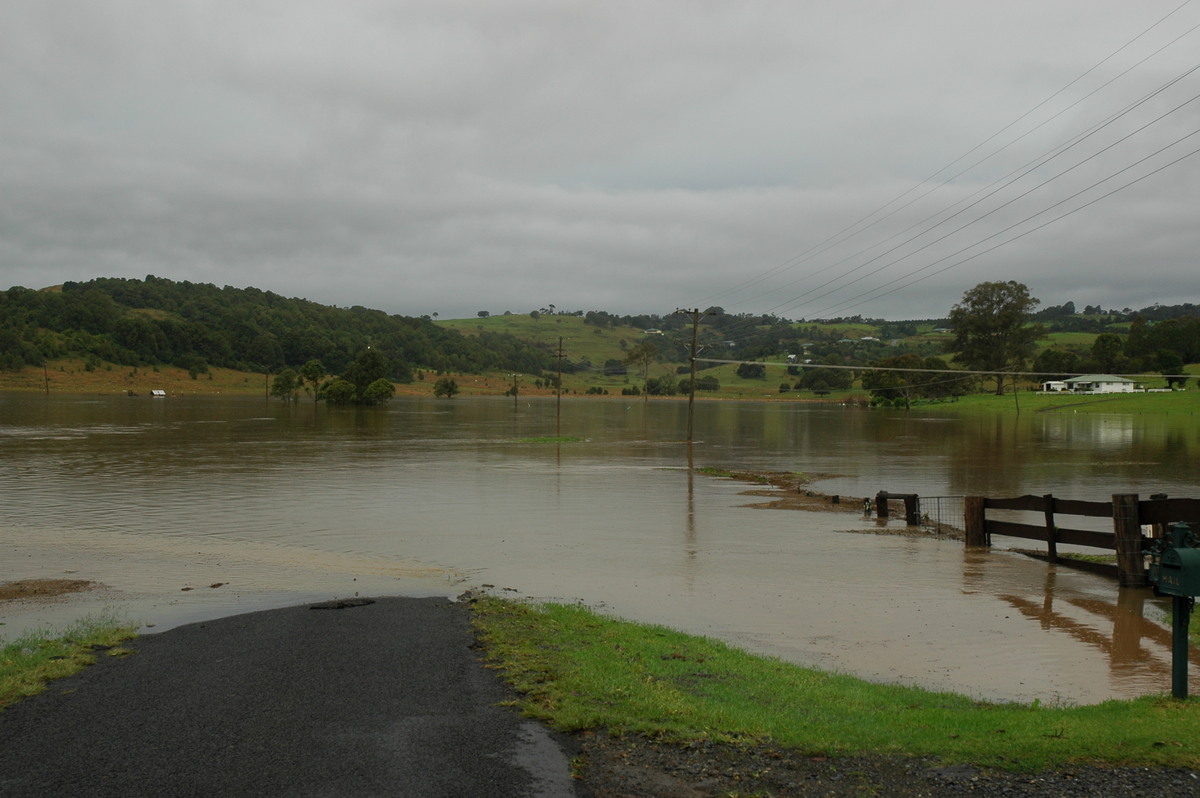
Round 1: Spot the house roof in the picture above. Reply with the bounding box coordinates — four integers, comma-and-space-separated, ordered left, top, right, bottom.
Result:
1064, 374, 1134, 384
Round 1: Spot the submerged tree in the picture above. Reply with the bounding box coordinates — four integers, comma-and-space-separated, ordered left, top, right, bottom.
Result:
270, 368, 300, 401
299, 359, 327, 403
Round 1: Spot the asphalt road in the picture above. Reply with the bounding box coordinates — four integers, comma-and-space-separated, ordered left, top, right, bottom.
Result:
0, 597, 582, 797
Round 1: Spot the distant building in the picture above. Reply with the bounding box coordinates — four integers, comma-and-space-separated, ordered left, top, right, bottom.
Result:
1046, 375, 1140, 394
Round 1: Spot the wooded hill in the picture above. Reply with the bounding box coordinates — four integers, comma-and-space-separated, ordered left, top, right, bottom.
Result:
0, 277, 552, 380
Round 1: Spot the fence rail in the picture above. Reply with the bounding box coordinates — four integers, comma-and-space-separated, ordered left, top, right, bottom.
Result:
874, 491, 1200, 588
966, 493, 1200, 587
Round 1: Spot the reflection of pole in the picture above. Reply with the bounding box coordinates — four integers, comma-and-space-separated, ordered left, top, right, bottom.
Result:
685, 440, 697, 565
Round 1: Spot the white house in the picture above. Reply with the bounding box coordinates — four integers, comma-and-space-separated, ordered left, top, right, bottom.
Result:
1062, 374, 1139, 393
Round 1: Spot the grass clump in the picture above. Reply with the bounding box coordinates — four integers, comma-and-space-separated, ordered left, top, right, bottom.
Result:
471, 598, 1200, 771
0, 615, 138, 709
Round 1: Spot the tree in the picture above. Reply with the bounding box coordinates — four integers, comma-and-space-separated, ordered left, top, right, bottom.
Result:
796, 364, 853, 392
342, 349, 389, 400
643, 373, 678, 396
602, 358, 627, 376
1091, 333, 1123, 373
363, 377, 396, 404
623, 340, 658, 401
323, 378, 356, 405
299, 359, 327, 403
1031, 348, 1079, 381
270, 368, 300, 401
680, 375, 720, 392
946, 281, 1042, 395
433, 376, 459, 398
1156, 349, 1188, 389
735, 362, 766, 379
862, 353, 923, 408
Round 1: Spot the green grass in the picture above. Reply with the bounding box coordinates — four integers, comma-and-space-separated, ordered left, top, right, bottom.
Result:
1041, 331, 1098, 349
472, 598, 1200, 771
440, 314, 655, 372
0, 615, 138, 709
918, 390, 1198, 416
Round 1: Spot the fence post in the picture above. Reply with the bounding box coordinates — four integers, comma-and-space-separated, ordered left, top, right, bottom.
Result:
964, 496, 988, 548
1150, 493, 1168, 539
904, 495, 921, 526
1043, 494, 1058, 564
1112, 493, 1148, 588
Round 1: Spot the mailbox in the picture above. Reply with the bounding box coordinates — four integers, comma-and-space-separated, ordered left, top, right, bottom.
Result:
1149, 522, 1200, 597
1152, 546, 1200, 597
1150, 522, 1198, 700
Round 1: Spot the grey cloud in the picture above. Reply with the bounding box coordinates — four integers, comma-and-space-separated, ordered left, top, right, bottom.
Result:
2, 1, 1198, 321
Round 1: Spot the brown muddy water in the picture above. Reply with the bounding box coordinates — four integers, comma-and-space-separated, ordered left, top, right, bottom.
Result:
2, 393, 1199, 705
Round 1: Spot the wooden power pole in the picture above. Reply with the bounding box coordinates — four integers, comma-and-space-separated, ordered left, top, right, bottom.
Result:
676, 309, 703, 442
555, 336, 565, 437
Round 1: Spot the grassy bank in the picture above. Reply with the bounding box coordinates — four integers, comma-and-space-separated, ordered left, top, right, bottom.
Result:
0, 616, 138, 709
471, 597, 1200, 771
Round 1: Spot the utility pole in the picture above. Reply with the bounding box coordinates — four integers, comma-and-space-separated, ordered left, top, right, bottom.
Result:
555, 336, 565, 437
676, 309, 704, 442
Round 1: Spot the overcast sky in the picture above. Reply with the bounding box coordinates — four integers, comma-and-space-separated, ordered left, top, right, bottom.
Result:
3, 1, 1199, 321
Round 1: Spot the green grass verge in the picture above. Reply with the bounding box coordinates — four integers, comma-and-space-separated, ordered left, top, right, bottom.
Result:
0, 616, 138, 709
471, 598, 1200, 771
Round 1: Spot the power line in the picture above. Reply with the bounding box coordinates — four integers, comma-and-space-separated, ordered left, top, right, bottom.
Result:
693, 2, 1200, 318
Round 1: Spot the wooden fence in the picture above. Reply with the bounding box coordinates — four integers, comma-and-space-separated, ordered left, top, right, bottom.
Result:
963, 493, 1200, 587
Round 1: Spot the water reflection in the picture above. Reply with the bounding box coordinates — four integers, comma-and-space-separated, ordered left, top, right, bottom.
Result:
1, 394, 1198, 705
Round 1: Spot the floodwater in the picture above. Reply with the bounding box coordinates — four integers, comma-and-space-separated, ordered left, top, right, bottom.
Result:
2, 392, 1198, 705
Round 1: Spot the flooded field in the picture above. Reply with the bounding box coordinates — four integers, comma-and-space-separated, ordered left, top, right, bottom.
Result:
2, 393, 1197, 705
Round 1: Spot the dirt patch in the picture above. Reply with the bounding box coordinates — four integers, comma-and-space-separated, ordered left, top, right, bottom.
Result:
701, 469, 965, 540
0, 578, 100, 602
700, 469, 866, 514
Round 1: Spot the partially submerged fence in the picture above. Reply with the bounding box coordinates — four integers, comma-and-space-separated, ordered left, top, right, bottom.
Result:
872, 491, 1200, 588
964, 493, 1200, 587
872, 492, 964, 535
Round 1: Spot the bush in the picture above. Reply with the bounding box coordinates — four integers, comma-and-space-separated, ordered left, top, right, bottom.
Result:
323, 378, 356, 405
363, 378, 395, 405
